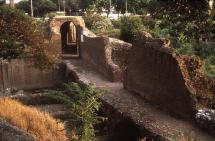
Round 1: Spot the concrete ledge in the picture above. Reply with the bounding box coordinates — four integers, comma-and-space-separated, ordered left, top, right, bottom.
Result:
0, 119, 35, 141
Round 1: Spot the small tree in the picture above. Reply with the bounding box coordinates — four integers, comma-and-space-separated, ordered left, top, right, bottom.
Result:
47, 83, 105, 141
0, 7, 59, 69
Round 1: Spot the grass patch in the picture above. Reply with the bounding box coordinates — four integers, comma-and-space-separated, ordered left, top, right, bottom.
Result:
0, 98, 67, 141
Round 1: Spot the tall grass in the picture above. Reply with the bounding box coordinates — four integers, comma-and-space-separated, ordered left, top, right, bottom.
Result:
0, 98, 67, 141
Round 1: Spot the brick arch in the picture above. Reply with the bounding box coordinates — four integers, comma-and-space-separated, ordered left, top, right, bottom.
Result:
48, 16, 85, 55
60, 21, 78, 54
50, 16, 85, 35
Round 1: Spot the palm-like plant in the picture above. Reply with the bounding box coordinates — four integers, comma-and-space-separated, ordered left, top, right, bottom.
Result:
48, 83, 105, 141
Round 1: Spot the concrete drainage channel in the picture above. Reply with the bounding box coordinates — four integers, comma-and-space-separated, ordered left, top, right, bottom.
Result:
63, 70, 151, 140
98, 101, 161, 141
64, 70, 139, 140
0, 68, 157, 141
62, 60, 215, 141
61, 63, 165, 141
8, 80, 215, 141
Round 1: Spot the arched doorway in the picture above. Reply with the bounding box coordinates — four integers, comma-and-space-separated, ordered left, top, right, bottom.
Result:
60, 21, 79, 55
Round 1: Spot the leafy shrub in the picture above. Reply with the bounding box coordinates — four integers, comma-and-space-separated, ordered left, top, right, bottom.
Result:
0, 7, 59, 70
48, 83, 105, 141
203, 56, 215, 78
176, 33, 197, 56
176, 43, 196, 56
0, 98, 67, 141
0, 33, 25, 59
120, 16, 144, 43
194, 43, 215, 59
141, 16, 156, 29
111, 19, 121, 29
176, 36, 215, 78
150, 23, 171, 38
83, 14, 112, 32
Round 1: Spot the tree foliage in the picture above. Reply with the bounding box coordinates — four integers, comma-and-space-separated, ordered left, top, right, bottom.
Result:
0, 7, 59, 69
16, 1, 30, 14
0, 0, 5, 6
120, 16, 144, 43
16, 0, 57, 17
84, 13, 112, 32
151, 0, 211, 40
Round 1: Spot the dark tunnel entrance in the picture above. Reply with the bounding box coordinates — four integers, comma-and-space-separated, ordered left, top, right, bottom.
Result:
109, 119, 142, 141
60, 21, 79, 55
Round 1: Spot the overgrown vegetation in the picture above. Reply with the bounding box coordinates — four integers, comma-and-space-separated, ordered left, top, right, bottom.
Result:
116, 10, 215, 78
16, 0, 58, 17
84, 13, 112, 33
176, 41, 215, 78
0, 7, 59, 70
83, 10, 214, 78
120, 16, 144, 43
0, 98, 67, 141
48, 83, 105, 141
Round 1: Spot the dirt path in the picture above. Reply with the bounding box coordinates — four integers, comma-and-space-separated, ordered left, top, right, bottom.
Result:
64, 59, 215, 141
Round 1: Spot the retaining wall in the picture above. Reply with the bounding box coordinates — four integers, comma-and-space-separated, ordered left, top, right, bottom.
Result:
0, 59, 62, 91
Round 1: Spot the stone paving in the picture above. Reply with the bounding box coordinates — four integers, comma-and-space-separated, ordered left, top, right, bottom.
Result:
64, 59, 215, 141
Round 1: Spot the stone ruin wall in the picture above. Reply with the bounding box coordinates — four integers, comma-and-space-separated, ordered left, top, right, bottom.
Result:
48, 17, 215, 117
81, 34, 132, 82
0, 59, 62, 91
123, 37, 215, 118
48, 17, 132, 82
110, 38, 132, 72
80, 29, 215, 117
